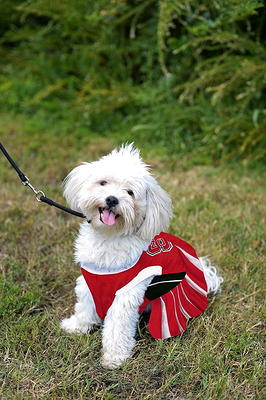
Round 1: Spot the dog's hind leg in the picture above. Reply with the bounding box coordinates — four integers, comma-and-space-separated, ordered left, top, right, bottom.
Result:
60, 275, 101, 334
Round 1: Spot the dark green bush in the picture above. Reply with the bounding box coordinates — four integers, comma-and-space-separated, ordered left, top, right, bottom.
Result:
0, 0, 265, 162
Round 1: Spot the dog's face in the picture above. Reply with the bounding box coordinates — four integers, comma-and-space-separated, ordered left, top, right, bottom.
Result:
63, 144, 172, 241
72, 172, 147, 236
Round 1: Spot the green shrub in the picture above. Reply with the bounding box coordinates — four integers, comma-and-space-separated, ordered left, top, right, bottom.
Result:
0, 0, 265, 162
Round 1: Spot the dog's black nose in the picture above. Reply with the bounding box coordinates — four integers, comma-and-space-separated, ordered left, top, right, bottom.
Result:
105, 196, 119, 208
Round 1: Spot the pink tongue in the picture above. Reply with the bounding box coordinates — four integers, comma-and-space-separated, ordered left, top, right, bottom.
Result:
101, 209, 116, 226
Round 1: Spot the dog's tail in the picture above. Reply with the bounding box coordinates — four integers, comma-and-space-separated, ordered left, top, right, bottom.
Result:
200, 256, 223, 295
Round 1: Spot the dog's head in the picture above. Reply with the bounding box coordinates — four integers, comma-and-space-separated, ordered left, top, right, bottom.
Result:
63, 144, 172, 241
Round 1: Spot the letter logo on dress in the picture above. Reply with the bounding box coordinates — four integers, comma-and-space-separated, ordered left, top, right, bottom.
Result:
147, 238, 173, 256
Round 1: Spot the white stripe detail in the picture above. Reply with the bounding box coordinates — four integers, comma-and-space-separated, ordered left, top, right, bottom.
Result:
180, 284, 195, 308
160, 297, 171, 339
81, 255, 141, 275
177, 286, 191, 319
176, 246, 203, 271
115, 266, 162, 296
148, 279, 182, 287
170, 289, 184, 334
185, 275, 207, 296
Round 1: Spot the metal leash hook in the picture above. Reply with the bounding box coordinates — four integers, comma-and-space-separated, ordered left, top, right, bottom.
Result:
22, 175, 45, 202
1, 142, 86, 219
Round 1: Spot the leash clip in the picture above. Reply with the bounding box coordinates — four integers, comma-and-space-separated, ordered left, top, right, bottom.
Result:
1, 142, 86, 218
22, 176, 45, 202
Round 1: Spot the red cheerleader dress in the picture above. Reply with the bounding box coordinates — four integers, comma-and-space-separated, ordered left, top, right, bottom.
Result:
81, 232, 208, 339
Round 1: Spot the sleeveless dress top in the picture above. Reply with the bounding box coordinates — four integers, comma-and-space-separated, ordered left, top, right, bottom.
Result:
81, 232, 208, 339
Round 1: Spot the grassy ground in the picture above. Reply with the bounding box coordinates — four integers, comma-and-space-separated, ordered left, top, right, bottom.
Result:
0, 114, 265, 400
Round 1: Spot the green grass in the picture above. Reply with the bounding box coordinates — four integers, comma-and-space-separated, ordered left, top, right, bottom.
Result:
0, 114, 265, 399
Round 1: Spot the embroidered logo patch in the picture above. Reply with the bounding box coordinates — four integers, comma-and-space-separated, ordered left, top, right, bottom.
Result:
146, 238, 173, 256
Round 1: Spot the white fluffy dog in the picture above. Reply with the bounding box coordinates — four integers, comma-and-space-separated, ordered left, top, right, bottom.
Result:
61, 144, 222, 369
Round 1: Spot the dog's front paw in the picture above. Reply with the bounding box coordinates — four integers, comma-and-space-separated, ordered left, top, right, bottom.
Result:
101, 353, 130, 369
60, 315, 89, 334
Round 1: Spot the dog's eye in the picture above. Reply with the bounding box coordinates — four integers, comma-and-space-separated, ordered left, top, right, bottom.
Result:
100, 180, 108, 186
127, 190, 134, 197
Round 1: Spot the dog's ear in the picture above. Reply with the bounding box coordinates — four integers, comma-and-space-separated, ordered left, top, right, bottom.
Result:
63, 163, 92, 212
138, 176, 172, 241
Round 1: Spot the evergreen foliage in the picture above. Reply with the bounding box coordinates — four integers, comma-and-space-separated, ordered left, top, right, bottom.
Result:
0, 0, 265, 161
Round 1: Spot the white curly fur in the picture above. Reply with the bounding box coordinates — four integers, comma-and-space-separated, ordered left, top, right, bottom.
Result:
60, 144, 222, 369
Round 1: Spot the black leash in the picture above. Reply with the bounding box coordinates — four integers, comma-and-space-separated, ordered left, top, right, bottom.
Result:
0, 142, 86, 220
